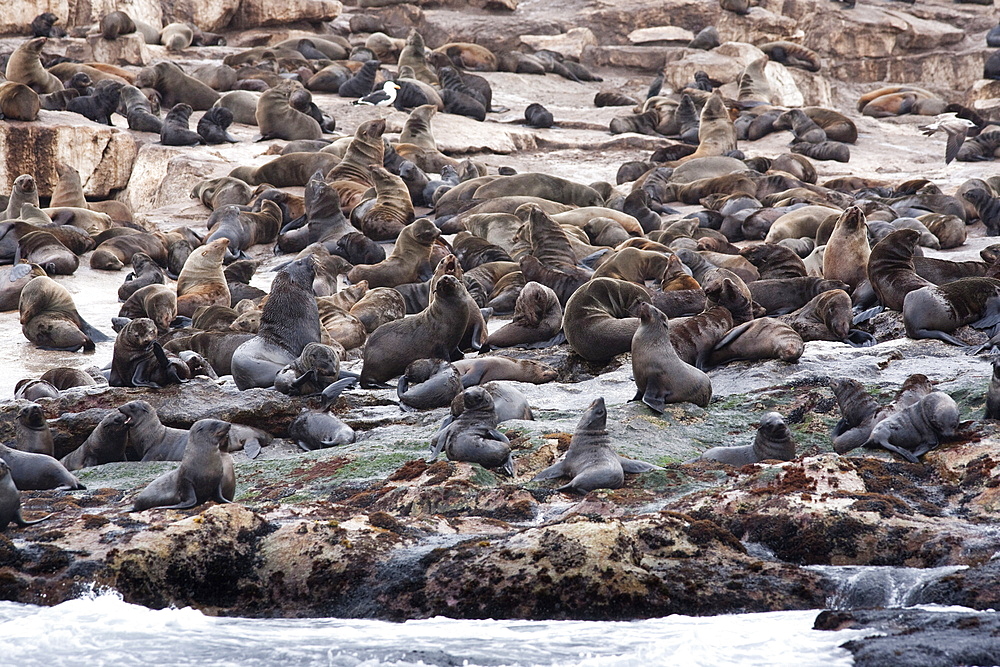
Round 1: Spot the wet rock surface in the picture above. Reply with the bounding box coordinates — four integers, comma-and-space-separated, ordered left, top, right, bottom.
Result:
0, 0, 999, 631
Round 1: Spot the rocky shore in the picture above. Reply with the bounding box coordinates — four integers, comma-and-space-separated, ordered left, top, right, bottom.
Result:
2, 0, 1000, 641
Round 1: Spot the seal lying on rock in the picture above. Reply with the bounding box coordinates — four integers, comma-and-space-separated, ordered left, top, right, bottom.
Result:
0, 460, 53, 530
428, 386, 513, 476
689, 413, 796, 465
132, 419, 235, 511
287, 407, 356, 451
532, 397, 659, 493
0, 443, 83, 490
865, 392, 959, 463
397, 358, 463, 410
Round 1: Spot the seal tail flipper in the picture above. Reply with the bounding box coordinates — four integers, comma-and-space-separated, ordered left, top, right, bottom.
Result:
487, 428, 510, 444
320, 376, 358, 408
874, 441, 922, 464
618, 455, 661, 473
427, 432, 445, 462
214, 484, 233, 503
523, 331, 566, 349
16, 511, 56, 526
244, 438, 262, 459
532, 459, 567, 481
845, 330, 877, 347
852, 305, 884, 325
79, 317, 111, 343
496, 454, 515, 477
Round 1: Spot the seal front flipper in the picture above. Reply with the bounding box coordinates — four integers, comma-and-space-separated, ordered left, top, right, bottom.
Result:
213, 484, 233, 503
157, 482, 199, 510
618, 455, 660, 473
846, 329, 876, 347
497, 453, 515, 477
874, 440, 922, 464
427, 432, 445, 462
641, 377, 671, 414
320, 376, 358, 407
244, 438, 262, 459
78, 317, 111, 344
852, 305, 883, 325
532, 459, 567, 481
487, 428, 510, 444
131, 360, 162, 388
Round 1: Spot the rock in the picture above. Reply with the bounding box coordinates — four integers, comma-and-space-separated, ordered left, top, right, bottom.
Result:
121, 146, 237, 220
162, 0, 239, 33
0, 112, 139, 199
627, 26, 695, 46
582, 45, 675, 73
83, 33, 151, 67
520, 28, 597, 61
231, 0, 343, 30
0, 0, 162, 36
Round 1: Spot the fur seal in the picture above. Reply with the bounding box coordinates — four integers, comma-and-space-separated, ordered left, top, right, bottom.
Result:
206, 201, 281, 261
360, 275, 472, 387
60, 410, 130, 471
99, 11, 136, 39
110, 318, 188, 388
348, 218, 439, 288
349, 287, 406, 334
256, 80, 322, 141
14, 379, 60, 401
903, 278, 1000, 346
867, 229, 932, 311
823, 206, 870, 290
19, 276, 107, 351
452, 357, 557, 388
160, 103, 202, 146
31, 13, 66, 38
119, 400, 189, 462
428, 386, 513, 476
532, 397, 658, 493
360, 166, 415, 241
160, 22, 194, 51
3, 175, 39, 221
865, 392, 959, 463
91, 233, 168, 271
132, 419, 235, 511
14, 404, 53, 457
564, 278, 649, 362
0, 443, 82, 490
273, 341, 342, 395
118, 284, 177, 333
176, 238, 231, 318
5, 37, 63, 94
0, 460, 53, 530
16, 230, 79, 276
197, 106, 238, 144
287, 409, 356, 451
631, 302, 712, 411
487, 281, 563, 348
706, 318, 804, 368
397, 358, 463, 410
134, 61, 219, 110
691, 413, 796, 465
986, 357, 1000, 419
0, 81, 41, 121
118, 252, 166, 301
232, 258, 322, 390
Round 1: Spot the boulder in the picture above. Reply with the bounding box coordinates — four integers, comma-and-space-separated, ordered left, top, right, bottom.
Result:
232, 0, 343, 30
0, 0, 162, 36
627, 26, 695, 46
0, 112, 139, 199
520, 28, 597, 61
84, 32, 151, 66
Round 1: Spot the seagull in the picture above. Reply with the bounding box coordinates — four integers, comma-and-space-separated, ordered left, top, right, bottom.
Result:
918, 112, 977, 164
354, 81, 400, 107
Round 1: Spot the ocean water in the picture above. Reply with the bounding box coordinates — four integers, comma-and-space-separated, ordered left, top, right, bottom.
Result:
0, 589, 876, 667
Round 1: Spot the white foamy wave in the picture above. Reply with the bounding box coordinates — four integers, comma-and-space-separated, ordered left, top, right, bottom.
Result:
0, 591, 873, 667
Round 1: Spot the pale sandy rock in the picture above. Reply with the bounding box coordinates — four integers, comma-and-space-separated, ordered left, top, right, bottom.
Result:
161, 0, 238, 33
883, 9, 965, 51
660, 43, 766, 93
122, 147, 248, 219
582, 45, 674, 73
971, 79, 1000, 103
0, 0, 162, 35
763, 60, 804, 107
232, 0, 343, 30
83, 32, 151, 66
520, 28, 597, 61
627, 26, 695, 46
0, 111, 138, 198
788, 68, 833, 108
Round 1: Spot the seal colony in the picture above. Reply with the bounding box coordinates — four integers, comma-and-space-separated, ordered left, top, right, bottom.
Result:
3, 0, 1000, 634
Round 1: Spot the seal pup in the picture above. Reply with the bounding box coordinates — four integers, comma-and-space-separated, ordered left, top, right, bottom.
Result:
397, 358, 463, 410
60, 410, 130, 471
287, 408, 356, 451
118, 252, 165, 301
919, 113, 977, 164
14, 403, 54, 456
119, 400, 189, 462
197, 106, 238, 144
31, 13, 66, 38
532, 397, 659, 493
160, 103, 203, 146
0, 444, 83, 490
487, 281, 563, 348
428, 386, 513, 476
0, 81, 41, 121
109, 318, 188, 388
452, 357, 558, 388
273, 342, 342, 396
524, 103, 554, 128
631, 302, 712, 411
0, 460, 53, 530
132, 419, 235, 511
232, 257, 322, 390
118, 284, 177, 333
865, 392, 959, 463
690, 413, 796, 465
176, 238, 230, 318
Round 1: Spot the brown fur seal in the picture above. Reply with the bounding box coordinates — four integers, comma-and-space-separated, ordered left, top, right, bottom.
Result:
256, 80, 322, 141
360, 275, 473, 387
14, 403, 53, 456
487, 281, 563, 348
206, 201, 281, 261
232, 258, 322, 390
452, 357, 557, 388
532, 397, 658, 493
40, 367, 100, 390
0, 443, 82, 490
118, 252, 166, 301
865, 392, 959, 463
176, 238, 231, 318
119, 399, 188, 462
428, 386, 513, 476
0, 81, 41, 121
91, 232, 168, 271
397, 358, 463, 410
273, 342, 342, 396
3, 174, 39, 221
823, 206, 870, 291
348, 218, 439, 288
360, 166, 415, 241
19, 276, 107, 351
706, 318, 805, 368
133, 61, 219, 110
692, 413, 796, 464
16, 229, 78, 276
759, 41, 821, 72
5, 38, 63, 94
777, 289, 854, 343
867, 229, 931, 311
433, 43, 498, 71
903, 278, 1000, 346
0, 460, 54, 530
99, 11, 136, 39
110, 318, 188, 388
398, 30, 439, 85
349, 287, 406, 334
631, 302, 712, 411
60, 410, 130, 471
471, 174, 604, 208
132, 419, 235, 511
564, 278, 650, 362
119, 284, 177, 333
160, 22, 194, 51
686, 90, 736, 160
326, 119, 387, 213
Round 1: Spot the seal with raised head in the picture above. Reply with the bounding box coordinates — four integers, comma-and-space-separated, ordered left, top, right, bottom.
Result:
5, 37, 63, 94
691, 413, 796, 465
176, 237, 230, 318
0, 460, 53, 530
631, 302, 712, 411
19, 276, 107, 351
13, 403, 53, 457
132, 419, 235, 511
823, 206, 870, 291
119, 399, 189, 462
428, 386, 513, 476
865, 392, 959, 463
232, 257, 322, 390
118, 252, 165, 301
532, 397, 659, 493
866, 229, 932, 312
273, 342, 342, 396
60, 410, 130, 471
109, 317, 188, 388
133, 61, 219, 110
0, 443, 83, 490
